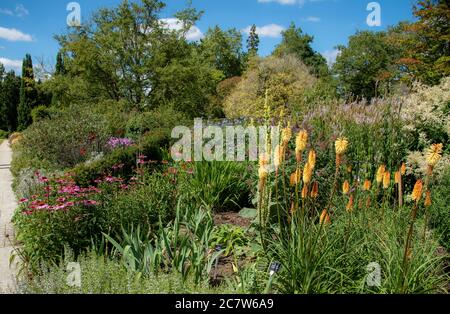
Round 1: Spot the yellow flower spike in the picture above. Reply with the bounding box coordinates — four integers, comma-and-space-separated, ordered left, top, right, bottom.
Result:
295, 130, 308, 162
281, 125, 292, 145
411, 179, 423, 203
342, 180, 350, 195
311, 182, 319, 198
335, 137, 349, 155
426, 143, 443, 167
303, 162, 313, 184
401, 162, 407, 176
424, 191, 432, 207
376, 165, 386, 185
259, 153, 269, 168
383, 171, 391, 190
320, 209, 331, 225
308, 150, 316, 170
273, 145, 283, 172
394, 171, 401, 184
363, 179, 372, 191
258, 167, 269, 182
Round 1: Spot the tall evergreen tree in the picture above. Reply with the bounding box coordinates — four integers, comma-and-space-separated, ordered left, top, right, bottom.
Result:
247, 24, 260, 56
18, 54, 37, 130
0, 64, 7, 131
55, 51, 66, 75
3, 71, 21, 131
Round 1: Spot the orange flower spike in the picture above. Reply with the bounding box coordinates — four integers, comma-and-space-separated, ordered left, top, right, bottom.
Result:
320, 209, 331, 225
363, 179, 372, 191
346, 195, 354, 212
342, 180, 350, 195
411, 179, 423, 203
383, 171, 391, 190
311, 182, 319, 198
424, 191, 432, 207
376, 165, 386, 185
401, 163, 407, 176
301, 184, 308, 199
295, 130, 308, 162
394, 171, 401, 184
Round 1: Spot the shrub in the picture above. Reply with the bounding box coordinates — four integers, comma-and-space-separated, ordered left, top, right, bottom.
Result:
0, 129, 8, 139
223, 54, 317, 118
428, 166, 450, 249
16, 107, 111, 170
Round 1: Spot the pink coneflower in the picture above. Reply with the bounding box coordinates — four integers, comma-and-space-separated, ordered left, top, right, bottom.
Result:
39, 176, 49, 183
83, 200, 99, 207
65, 202, 75, 207
94, 179, 103, 184
168, 167, 177, 175
186, 169, 194, 175
19, 198, 29, 203
36, 204, 50, 210
105, 176, 115, 183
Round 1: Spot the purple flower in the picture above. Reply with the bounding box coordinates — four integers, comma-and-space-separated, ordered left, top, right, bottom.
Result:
107, 137, 134, 149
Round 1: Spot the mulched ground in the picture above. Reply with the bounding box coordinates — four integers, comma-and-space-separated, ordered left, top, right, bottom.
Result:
213, 211, 252, 228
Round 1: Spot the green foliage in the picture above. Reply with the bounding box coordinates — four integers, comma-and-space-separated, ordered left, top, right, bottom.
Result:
224, 55, 317, 118
18, 250, 233, 294
100, 173, 178, 238
246, 24, 260, 56
181, 160, 252, 212
429, 166, 450, 248
15, 106, 111, 170
333, 31, 402, 100
0, 67, 20, 132
211, 224, 249, 256
18, 54, 37, 130
0, 129, 8, 139
105, 202, 217, 285
199, 26, 245, 78
273, 23, 329, 78
31, 105, 58, 123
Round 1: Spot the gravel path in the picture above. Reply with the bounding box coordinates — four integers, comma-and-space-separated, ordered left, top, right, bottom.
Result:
0, 140, 18, 293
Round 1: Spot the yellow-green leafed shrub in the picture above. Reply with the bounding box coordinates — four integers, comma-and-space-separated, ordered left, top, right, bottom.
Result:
223, 54, 317, 118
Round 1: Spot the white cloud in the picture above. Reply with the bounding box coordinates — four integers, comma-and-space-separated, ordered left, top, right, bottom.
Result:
258, 0, 327, 7
159, 18, 204, 41
0, 57, 22, 71
322, 49, 340, 66
0, 8, 14, 16
15, 4, 29, 17
0, 4, 29, 17
0, 26, 33, 42
242, 24, 285, 38
305, 16, 321, 22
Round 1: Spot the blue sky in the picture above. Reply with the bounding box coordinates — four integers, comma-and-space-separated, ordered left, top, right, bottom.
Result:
0, 0, 416, 74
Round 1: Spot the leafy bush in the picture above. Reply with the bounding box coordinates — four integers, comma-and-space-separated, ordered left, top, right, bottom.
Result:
15, 107, 111, 170
429, 166, 450, 249
0, 129, 8, 139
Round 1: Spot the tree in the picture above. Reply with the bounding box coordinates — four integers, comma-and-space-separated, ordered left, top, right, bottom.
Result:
247, 24, 260, 56
18, 54, 38, 130
273, 23, 329, 78
55, 0, 213, 115
55, 51, 66, 75
333, 31, 401, 100
410, 0, 450, 84
2, 71, 21, 131
199, 26, 245, 78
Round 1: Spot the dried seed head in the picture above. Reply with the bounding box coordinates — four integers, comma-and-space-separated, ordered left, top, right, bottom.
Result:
424, 191, 432, 207
394, 171, 401, 184
346, 195, 354, 213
